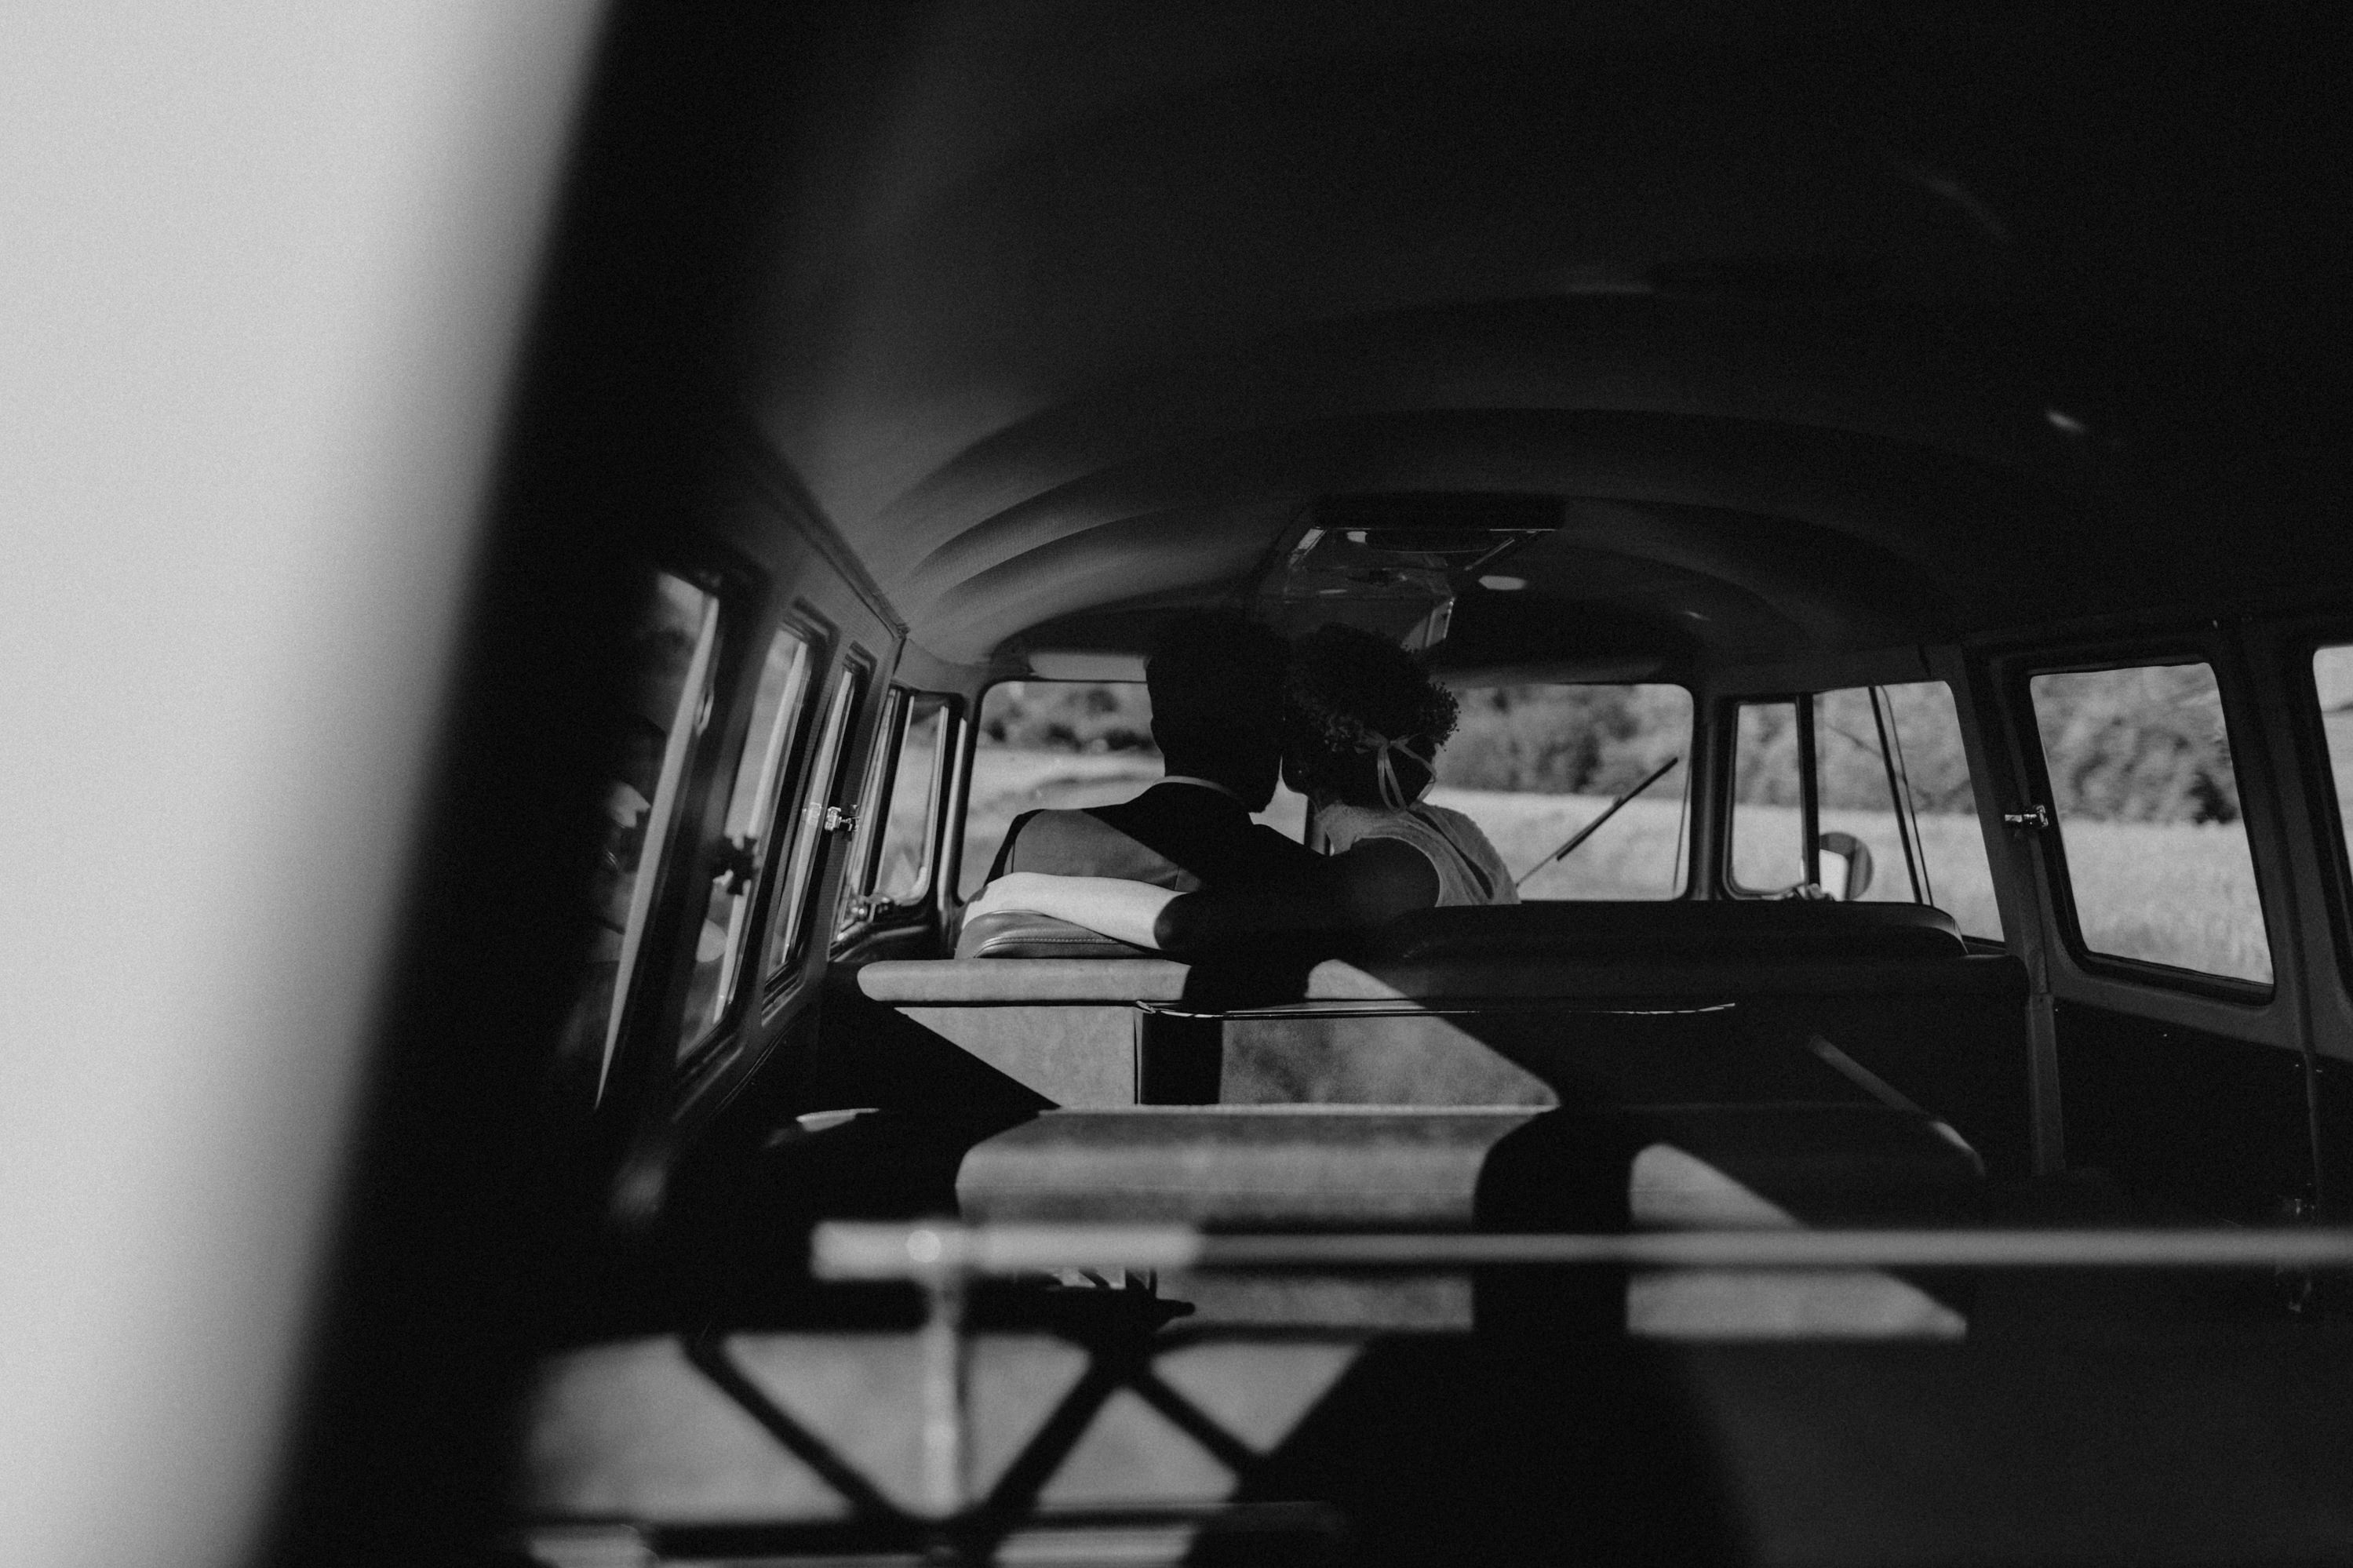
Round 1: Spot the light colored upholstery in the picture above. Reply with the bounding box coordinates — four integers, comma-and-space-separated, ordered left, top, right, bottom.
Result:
891, 1004, 1141, 1107
858, 958, 1190, 1004
957, 1104, 1983, 1229
856, 960, 1193, 1105
959, 1106, 1541, 1227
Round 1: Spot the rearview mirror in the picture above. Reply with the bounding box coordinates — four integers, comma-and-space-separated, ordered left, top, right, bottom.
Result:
1818, 830, 1874, 900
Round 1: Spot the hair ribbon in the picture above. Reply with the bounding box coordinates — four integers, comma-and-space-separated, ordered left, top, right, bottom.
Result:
1352, 726, 1435, 810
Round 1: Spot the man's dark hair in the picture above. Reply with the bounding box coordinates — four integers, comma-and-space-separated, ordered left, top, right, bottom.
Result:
1146, 610, 1289, 782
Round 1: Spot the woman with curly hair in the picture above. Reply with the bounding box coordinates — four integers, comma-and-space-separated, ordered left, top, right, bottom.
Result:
1281, 622, 1517, 908
964, 620, 1510, 955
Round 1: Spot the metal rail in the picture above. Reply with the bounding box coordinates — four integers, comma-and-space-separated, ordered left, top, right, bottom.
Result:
814, 1221, 2353, 1280
810, 1220, 2353, 1519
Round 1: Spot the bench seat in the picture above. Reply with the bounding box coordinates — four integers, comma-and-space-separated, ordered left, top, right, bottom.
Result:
956, 1104, 1984, 1230
956, 1104, 1982, 1337
854, 948, 2031, 1177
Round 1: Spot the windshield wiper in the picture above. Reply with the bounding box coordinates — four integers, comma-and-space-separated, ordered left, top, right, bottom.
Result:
1513, 755, 1680, 890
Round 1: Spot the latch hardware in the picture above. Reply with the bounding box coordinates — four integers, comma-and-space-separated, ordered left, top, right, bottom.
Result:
2002, 804, 2053, 831
821, 803, 859, 835
709, 835, 759, 893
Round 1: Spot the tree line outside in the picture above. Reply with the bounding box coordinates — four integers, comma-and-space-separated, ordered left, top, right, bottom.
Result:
978, 668, 2251, 828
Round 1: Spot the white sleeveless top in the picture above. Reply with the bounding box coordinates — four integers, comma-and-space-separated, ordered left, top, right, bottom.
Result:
1317, 802, 1520, 907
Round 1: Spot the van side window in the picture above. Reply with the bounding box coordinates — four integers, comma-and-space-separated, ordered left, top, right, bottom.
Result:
2027, 663, 2270, 984
676, 624, 816, 1059
763, 662, 866, 985
1729, 700, 1805, 893
558, 571, 719, 1104
1437, 684, 1692, 898
1728, 683, 2001, 936
1874, 682, 2000, 937
837, 690, 953, 935
960, 681, 1162, 897
877, 693, 952, 901
2311, 647, 2353, 922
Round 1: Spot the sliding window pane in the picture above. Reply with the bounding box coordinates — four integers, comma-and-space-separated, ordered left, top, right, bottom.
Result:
876, 693, 952, 903
677, 626, 815, 1057
1728, 700, 1804, 893
764, 664, 865, 983
2029, 663, 2269, 984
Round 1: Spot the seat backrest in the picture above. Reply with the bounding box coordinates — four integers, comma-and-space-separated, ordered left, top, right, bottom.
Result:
1367, 900, 1966, 964
956, 1102, 1985, 1229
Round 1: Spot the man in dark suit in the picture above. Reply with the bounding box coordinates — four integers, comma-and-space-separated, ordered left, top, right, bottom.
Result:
982, 610, 1324, 893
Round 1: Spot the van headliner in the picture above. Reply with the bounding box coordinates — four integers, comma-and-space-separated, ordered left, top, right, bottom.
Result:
578, 5, 2348, 673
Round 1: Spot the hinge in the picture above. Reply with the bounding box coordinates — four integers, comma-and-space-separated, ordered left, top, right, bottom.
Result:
2276, 1191, 2321, 1318
840, 893, 897, 928
2002, 804, 2053, 831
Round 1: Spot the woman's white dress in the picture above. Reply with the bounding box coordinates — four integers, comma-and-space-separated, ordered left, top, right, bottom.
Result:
1316, 802, 1520, 906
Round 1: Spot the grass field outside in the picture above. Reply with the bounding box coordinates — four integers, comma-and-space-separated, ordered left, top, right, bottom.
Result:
962, 747, 2272, 978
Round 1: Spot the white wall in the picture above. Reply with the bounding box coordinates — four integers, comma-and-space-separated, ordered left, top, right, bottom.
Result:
0, 8, 602, 1564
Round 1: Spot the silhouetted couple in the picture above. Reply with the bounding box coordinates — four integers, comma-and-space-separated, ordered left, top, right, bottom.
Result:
963, 611, 1513, 955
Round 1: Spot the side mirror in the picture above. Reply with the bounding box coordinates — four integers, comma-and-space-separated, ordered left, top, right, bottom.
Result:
1817, 831, 1874, 900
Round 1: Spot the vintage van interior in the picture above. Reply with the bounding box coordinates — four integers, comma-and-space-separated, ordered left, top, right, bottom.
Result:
50, 8, 2345, 1566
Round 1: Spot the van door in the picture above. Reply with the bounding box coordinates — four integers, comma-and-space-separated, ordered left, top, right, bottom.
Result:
1991, 632, 2317, 1224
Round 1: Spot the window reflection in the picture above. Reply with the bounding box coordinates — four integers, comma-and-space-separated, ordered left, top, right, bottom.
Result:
555, 571, 719, 1107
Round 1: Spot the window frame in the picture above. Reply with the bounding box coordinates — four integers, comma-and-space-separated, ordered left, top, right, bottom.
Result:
2012, 646, 2278, 1004
891, 693, 959, 908
2285, 627, 2353, 1010
761, 650, 873, 1011
672, 609, 829, 1070
1723, 695, 1808, 899
586, 552, 776, 1125
840, 686, 909, 922
834, 686, 958, 945
1714, 678, 1997, 929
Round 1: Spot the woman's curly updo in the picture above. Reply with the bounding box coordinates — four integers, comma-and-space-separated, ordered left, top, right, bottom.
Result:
1282, 622, 1459, 807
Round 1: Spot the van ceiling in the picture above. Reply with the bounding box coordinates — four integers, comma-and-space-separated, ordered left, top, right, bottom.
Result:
607, 5, 2348, 671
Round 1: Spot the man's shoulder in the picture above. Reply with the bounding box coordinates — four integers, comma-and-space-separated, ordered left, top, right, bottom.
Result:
1002, 805, 1199, 889
1088, 781, 1217, 829
999, 784, 1324, 890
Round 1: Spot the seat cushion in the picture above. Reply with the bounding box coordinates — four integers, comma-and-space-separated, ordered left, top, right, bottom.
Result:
956, 910, 1154, 960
